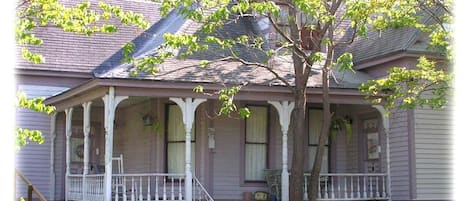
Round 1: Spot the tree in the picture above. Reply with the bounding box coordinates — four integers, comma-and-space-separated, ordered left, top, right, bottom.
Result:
15, 0, 149, 149
121, 0, 452, 201
15, 0, 453, 201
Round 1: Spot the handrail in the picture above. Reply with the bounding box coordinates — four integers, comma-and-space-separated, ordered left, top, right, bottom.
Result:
15, 168, 47, 201
193, 177, 214, 201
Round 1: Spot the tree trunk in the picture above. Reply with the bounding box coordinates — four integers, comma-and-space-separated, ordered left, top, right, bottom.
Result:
308, 61, 332, 201
289, 87, 307, 201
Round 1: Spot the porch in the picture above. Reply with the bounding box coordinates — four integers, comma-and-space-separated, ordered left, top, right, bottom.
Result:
46, 85, 392, 201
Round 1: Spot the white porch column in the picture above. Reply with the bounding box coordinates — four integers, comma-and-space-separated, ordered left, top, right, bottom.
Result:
372, 105, 392, 201
65, 108, 74, 201
49, 112, 57, 200
170, 97, 206, 201
82, 101, 92, 175
103, 87, 128, 201
268, 101, 294, 201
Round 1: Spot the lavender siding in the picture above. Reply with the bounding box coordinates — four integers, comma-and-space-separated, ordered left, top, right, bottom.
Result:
414, 104, 453, 199
54, 113, 66, 200
389, 110, 411, 200
15, 85, 69, 200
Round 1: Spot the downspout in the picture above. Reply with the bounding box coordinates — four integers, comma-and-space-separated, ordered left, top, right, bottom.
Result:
49, 112, 57, 200
372, 105, 392, 201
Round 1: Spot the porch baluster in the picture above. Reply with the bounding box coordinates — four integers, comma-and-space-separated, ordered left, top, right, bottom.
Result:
147, 177, 151, 201
171, 177, 175, 200
303, 175, 308, 200
382, 175, 386, 198
178, 177, 182, 200
163, 177, 167, 201
139, 176, 143, 201
357, 176, 361, 198
369, 176, 373, 198
123, 177, 127, 201
131, 177, 135, 201
115, 179, 119, 201
363, 176, 367, 198
375, 176, 380, 197
324, 176, 328, 199
331, 176, 335, 199
155, 176, 159, 201
337, 177, 341, 199
344, 176, 347, 199
350, 176, 354, 199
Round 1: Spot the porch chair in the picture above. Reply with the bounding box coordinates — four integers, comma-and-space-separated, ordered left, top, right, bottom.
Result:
112, 154, 125, 200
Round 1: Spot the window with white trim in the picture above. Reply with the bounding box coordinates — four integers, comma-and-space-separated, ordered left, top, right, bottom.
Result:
245, 106, 269, 181
166, 104, 195, 174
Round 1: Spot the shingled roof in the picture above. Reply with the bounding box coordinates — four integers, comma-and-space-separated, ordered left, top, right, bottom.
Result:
347, 9, 443, 65
18, 0, 372, 89
16, 0, 162, 74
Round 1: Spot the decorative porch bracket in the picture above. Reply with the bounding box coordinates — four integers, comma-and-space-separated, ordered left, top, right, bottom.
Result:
268, 101, 294, 201
103, 87, 128, 201
372, 105, 392, 201
65, 108, 74, 201
170, 97, 207, 201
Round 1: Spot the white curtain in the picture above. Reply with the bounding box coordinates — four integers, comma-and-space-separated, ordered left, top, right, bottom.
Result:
245, 106, 268, 181
307, 109, 328, 172
167, 105, 195, 174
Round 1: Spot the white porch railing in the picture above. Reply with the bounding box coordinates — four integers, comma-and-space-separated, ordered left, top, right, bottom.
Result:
68, 174, 105, 201
67, 173, 212, 201
302, 173, 389, 201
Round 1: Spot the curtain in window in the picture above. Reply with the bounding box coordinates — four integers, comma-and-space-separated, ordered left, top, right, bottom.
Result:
307, 109, 328, 172
167, 105, 195, 174
245, 106, 268, 181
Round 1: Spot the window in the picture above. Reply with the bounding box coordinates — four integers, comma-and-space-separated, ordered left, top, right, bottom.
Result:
166, 104, 195, 174
245, 106, 269, 181
307, 109, 328, 173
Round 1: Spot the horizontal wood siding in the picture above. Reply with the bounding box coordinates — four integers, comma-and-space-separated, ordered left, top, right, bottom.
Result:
115, 100, 154, 173
414, 105, 453, 200
212, 114, 270, 200
389, 110, 411, 200
16, 85, 69, 200
54, 113, 66, 200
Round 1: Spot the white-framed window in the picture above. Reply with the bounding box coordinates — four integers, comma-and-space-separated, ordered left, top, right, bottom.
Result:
245, 106, 269, 181
166, 104, 195, 174
307, 108, 328, 173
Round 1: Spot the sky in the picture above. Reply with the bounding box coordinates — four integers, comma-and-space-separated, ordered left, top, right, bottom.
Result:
1, 0, 468, 200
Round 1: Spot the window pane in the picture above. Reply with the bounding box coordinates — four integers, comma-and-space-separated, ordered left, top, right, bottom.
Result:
308, 109, 323, 145
246, 106, 267, 143
168, 142, 195, 174
307, 146, 328, 173
168, 105, 194, 141
245, 144, 267, 180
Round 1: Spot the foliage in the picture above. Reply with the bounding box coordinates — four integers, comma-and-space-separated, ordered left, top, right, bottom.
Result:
360, 56, 452, 114
15, 92, 56, 150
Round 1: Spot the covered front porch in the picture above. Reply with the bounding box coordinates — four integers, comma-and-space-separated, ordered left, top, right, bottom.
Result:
46, 81, 391, 201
